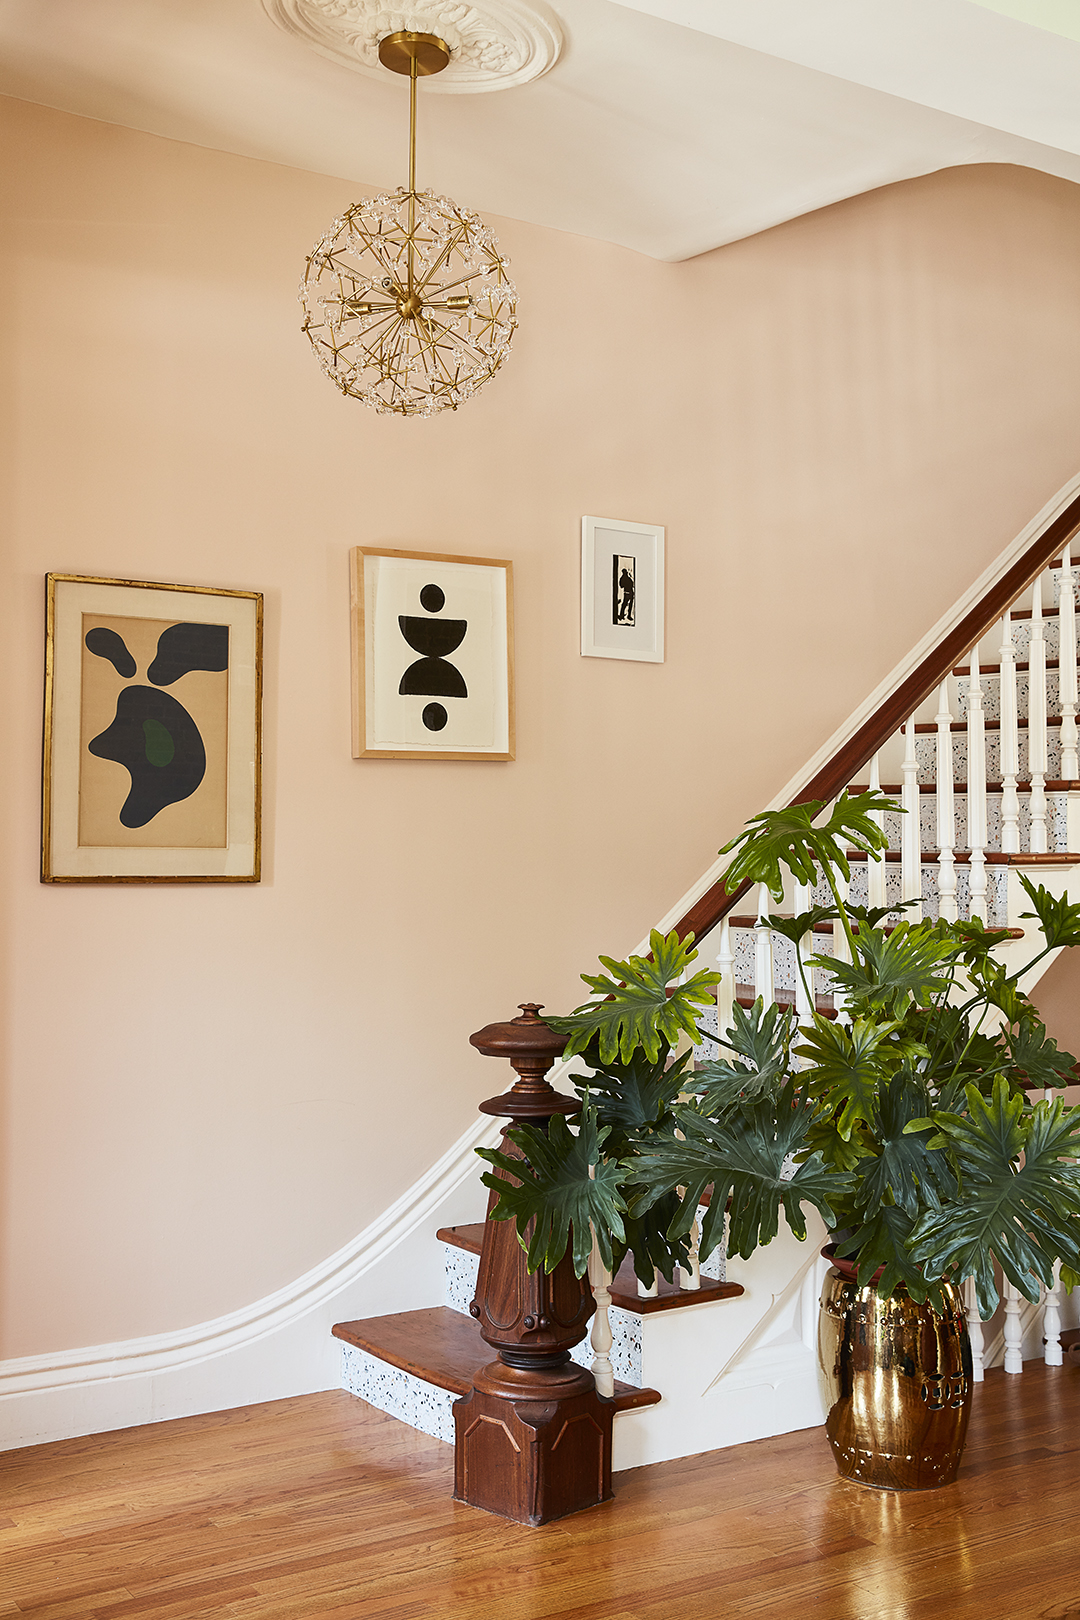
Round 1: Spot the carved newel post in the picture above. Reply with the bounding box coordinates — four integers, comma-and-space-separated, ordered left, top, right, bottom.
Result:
453, 1004, 615, 1525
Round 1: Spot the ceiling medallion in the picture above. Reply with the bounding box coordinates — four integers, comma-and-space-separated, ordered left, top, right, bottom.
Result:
299, 31, 517, 415
264, 0, 563, 93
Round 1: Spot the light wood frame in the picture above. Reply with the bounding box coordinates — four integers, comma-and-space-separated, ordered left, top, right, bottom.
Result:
350, 547, 515, 761
42, 573, 263, 883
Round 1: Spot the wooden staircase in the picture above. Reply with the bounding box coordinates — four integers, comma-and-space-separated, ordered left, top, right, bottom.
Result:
334, 492, 1080, 1514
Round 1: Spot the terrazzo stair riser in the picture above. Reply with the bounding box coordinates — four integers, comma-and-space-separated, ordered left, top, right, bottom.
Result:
341, 1342, 457, 1442
915, 731, 1065, 786
883, 796, 1069, 857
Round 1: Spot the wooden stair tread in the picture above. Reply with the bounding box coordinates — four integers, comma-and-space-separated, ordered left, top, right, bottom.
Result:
608, 1257, 743, 1314
914, 715, 1065, 732
332, 1306, 660, 1412
952, 658, 1061, 675
735, 983, 837, 1018
849, 780, 1080, 794
844, 848, 1080, 864
436, 1227, 745, 1314
725, 914, 1023, 940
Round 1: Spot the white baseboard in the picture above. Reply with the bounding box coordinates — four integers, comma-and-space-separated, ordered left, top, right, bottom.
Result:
0, 1117, 501, 1452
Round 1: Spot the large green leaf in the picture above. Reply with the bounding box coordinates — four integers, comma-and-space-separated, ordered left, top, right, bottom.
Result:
966, 957, 1028, 1025
547, 929, 720, 1063
909, 1078, 1080, 1317
1018, 873, 1080, 950
689, 997, 795, 1116
720, 790, 895, 902
572, 1042, 693, 1136
852, 1069, 957, 1219
616, 1191, 691, 1290
766, 906, 838, 948
798, 1014, 904, 1141
1003, 1015, 1077, 1093
820, 921, 959, 1016
844, 1205, 940, 1304
629, 1085, 846, 1265
476, 1107, 626, 1277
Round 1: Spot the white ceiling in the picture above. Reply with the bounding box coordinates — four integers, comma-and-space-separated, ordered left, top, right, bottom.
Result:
2, 0, 1080, 260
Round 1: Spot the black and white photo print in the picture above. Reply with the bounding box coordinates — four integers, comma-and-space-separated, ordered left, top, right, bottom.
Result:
582, 517, 664, 663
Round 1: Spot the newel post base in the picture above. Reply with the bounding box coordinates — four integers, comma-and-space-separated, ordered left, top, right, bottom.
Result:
452, 1004, 613, 1526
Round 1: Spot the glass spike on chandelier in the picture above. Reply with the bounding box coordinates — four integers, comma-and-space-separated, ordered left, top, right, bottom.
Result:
299, 30, 517, 417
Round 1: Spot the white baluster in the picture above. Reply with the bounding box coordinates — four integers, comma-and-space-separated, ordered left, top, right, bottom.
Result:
793, 879, 815, 1028
830, 862, 850, 1019
867, 753, 887, 913
1060, 543, 1079, 781
679, 1206, 702, 1292
999, 609, 1020, 854
715, 918, 735, 1041
754, 881, 774, 1006
587, 1226, 615, 1398
964, 1276, 984, 1384
967, 643, 988, 922
1003, 1277, 1024, 1374
1044, 1261, 1063, 1368
1030, 574, 1048, 853
935, 680, 958, 922
637, 1274, 659, 1299
901, 719, 922, 911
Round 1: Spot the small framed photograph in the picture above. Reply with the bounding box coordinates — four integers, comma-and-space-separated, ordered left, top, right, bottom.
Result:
350, 547, 514, 760
42, 574, 262, 883
581, 516, 664, 662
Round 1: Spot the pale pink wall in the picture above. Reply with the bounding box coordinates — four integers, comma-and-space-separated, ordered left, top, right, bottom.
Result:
4, 95, 1080, 1357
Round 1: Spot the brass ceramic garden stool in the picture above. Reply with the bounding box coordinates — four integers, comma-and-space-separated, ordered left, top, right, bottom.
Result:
817, 1255, 973, 1491
453, 1004, 613, 1525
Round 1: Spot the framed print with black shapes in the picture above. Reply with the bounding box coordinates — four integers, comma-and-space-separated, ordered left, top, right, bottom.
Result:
350, 547, 514, 761
42, 574, 262, 883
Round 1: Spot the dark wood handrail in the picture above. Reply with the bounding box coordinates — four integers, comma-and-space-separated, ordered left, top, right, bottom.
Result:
675, 488, 1080, 944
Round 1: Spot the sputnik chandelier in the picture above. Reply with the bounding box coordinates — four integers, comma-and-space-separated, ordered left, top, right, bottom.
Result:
299, 30, 517, 416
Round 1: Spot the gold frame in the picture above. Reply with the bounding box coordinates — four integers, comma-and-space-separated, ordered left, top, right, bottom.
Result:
42, 573, 263, 883
350, 546, 515, 761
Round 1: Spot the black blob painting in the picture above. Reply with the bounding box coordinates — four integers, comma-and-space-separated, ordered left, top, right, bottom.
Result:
613, 554, 636, 626
87, 686, 206, 827
79, 615, 229, 848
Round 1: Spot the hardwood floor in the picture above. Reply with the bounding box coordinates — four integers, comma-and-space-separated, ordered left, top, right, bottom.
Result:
2, 1364, 1079, 1619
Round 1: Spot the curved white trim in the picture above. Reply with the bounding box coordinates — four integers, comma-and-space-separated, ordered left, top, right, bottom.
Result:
0, 1115, 502, 1405
642, 469, 1080, 954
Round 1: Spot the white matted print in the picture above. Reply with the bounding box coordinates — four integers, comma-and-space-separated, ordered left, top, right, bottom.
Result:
43, 574, 262, 883
581, 516, 664, 662
350, 547, 514, 760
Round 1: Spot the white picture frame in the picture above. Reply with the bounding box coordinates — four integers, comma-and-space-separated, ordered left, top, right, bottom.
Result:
580, 516, 665, 663
350, 546, 514, 760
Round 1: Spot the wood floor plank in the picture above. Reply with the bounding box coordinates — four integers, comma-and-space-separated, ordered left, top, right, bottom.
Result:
4, 1371, 1080, 1618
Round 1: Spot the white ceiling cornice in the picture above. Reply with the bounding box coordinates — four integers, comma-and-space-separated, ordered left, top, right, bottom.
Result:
1, 0, 1079, 260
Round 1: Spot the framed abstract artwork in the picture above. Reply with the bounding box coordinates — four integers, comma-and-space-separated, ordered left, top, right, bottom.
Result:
350, 547, 514, 760
581, 515, 665, 663
42, 574, 263, 883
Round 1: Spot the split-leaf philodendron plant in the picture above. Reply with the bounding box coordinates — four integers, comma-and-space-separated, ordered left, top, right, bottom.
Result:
477, 791, 1080, 1318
